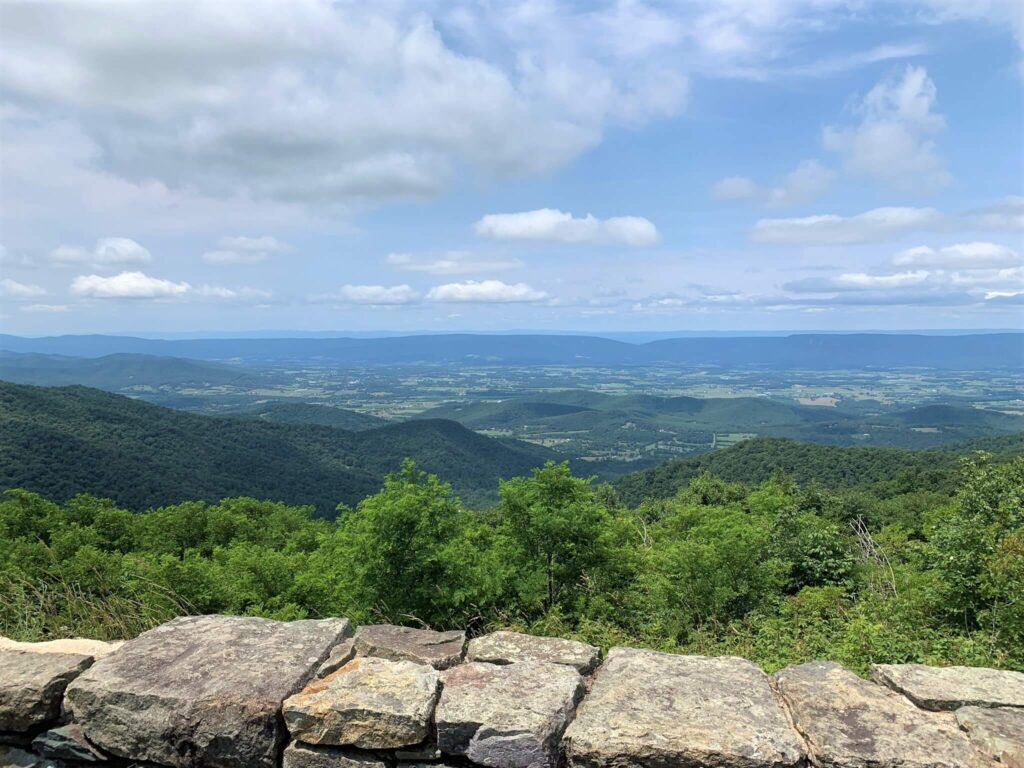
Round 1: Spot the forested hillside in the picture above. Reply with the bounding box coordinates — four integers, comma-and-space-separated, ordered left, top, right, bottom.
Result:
228, 402, 386, 431
0, 382, 553, 513
613, 434, 1024, 505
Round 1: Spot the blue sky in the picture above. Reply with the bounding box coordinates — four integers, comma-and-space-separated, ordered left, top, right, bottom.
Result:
0, 0, 1022, 334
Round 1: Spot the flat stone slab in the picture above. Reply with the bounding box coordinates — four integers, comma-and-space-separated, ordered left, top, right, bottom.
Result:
872, 663, 1024, 710
0, 649, 93, 731
353, 624, 464, 669
283, 656, 439, 749
776, 661, 993, 768
467, 630, 600, 674
0, 636, 123, 660
65, 614, 351, 768
564, 648, 805, 768
317, 638, 356, 678
32, 724, 106, 762
437, 660, 583, 768
282, 741, 388, 768
956, 706, 1024, 765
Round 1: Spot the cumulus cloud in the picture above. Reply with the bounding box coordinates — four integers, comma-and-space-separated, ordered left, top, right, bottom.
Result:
475, 209, 658, 246
823, 66, 950, 191
426, 280, 548, 303
893, 242, 1021, 269
751, 206, 943, 245
69, 270, 266, 301
71, 271, 191, 299
712, 160, 834, 207
0, 278, 47, 298
49, 237, 152, 267
324, 284, 420, 305
385, 251, 523, 275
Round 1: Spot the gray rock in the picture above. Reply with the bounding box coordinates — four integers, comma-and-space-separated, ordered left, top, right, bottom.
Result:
32, 725, 106, 762
281, 742, 387, 768
872, 663, 1024, 710
437, 660, 584, 768
353, 625, 464, 669
0, 746, 62, 768
316, 639, 356, 678
283, 657, 439, 749
0, 637, 122, 660
66, 614, 351, 768
956, 706, 1024, 765
0, 650, 93, 731
775, 661, 993, 768
564, 648, 805, 768
467, 631, 600, 674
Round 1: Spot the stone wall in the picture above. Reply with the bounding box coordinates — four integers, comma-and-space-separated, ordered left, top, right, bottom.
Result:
2, 615, 1022, 768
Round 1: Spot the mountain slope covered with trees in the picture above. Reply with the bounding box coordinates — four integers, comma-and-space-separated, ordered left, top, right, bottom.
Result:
0, 382, 554, 513
612, 434, 1024, 506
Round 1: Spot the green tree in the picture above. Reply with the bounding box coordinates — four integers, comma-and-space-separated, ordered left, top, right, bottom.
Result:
324, 460, 480, 626
497, 462, 614, 615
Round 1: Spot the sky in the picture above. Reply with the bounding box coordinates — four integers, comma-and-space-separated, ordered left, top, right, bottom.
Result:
0, 0, 1022, 336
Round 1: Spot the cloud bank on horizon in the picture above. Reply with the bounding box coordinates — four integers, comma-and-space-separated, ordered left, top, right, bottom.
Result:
0, 0, 1021, 333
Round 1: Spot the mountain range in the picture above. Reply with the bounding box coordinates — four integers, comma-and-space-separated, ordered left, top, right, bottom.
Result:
2, 332, 1021, 369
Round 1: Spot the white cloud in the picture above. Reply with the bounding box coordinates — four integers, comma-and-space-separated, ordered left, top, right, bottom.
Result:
786, 271, 932, 292
93, 237, 152, 265
194, 285, 273, 301
475, 209, 658, 246
0, 2, 690, 208
751, 206, 943, 245
712, 160, 834, 207
71, 271, 191, 299
327, 284, 420, 305
68, 271, 267, 301
0, 278, 47, 298
49, 237, 152, 267
426, 279, 548, 303
893, 242, 1021, 268
385, 251, 523, 275
823, 66, 950, 191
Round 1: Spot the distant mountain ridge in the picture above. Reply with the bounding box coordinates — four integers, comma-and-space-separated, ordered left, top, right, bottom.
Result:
0, 351, 273, 389
1, 332, 1021, 369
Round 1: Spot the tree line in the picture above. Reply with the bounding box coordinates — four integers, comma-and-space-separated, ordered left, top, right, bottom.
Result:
1, 455, 1021, 674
